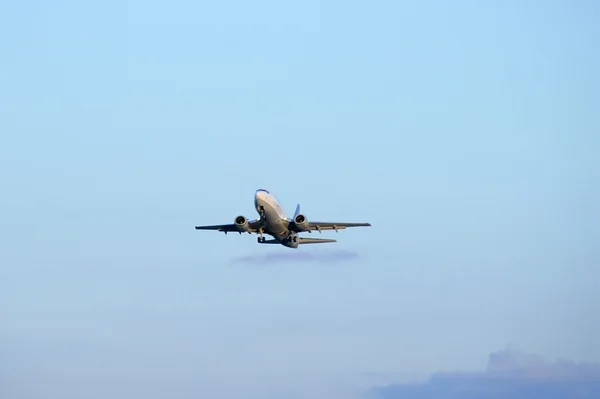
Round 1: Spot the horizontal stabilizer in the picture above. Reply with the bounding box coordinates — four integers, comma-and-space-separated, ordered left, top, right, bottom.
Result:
298, 237, 337, 244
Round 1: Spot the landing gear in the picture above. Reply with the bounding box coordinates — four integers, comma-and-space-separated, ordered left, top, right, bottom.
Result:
287, 235, 298, 243
257, 236, 266, 243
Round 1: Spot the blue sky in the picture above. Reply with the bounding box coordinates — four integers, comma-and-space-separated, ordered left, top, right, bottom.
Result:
1, 0, 599, 397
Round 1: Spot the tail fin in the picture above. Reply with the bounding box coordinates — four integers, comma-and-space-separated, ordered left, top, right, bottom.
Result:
293, 204, 301, 218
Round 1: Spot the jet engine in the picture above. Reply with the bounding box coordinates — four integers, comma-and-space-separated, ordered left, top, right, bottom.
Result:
293, 213, 310, 231
234, 215, 251, 232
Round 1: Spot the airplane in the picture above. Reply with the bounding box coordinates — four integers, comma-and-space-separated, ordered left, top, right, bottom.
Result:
194, 189, 371, 248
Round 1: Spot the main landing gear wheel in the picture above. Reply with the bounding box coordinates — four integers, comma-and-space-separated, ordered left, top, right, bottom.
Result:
257, 236, 266, 243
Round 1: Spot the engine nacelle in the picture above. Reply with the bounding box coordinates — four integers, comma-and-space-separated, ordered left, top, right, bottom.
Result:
293, 213, 310, 231
234, 215, 251, 232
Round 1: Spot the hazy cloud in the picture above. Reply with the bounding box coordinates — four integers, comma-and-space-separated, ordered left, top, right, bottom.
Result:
230, 249, 360, 265
365, 347, 600, 399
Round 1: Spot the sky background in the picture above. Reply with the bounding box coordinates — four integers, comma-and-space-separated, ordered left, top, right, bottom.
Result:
1, 0, 599, 398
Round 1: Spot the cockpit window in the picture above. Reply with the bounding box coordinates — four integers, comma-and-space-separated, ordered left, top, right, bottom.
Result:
257, 189, 270, 194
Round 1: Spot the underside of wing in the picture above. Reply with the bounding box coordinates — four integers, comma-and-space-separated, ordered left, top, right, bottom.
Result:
194, 224, 240, 232
194, 218, 262, 234
304, 221, 371, 232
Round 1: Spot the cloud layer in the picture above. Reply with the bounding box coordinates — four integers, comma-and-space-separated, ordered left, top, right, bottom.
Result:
365, 347, 600, 399
230, 249, 360, 265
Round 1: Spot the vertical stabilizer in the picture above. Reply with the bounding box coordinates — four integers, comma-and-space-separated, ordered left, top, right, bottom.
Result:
293, 204, 301, 218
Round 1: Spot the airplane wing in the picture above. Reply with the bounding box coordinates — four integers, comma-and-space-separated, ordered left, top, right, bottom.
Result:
194, 219, 262, 233
299, 221, 371, 232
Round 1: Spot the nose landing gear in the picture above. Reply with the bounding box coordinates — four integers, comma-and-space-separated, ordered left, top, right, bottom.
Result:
257, 228, 266, 243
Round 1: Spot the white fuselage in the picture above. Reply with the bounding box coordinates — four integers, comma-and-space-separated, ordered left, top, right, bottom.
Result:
254, 189, 299, 247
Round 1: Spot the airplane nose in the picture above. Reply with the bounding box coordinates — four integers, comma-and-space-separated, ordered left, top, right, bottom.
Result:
255, 189, 268, 200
